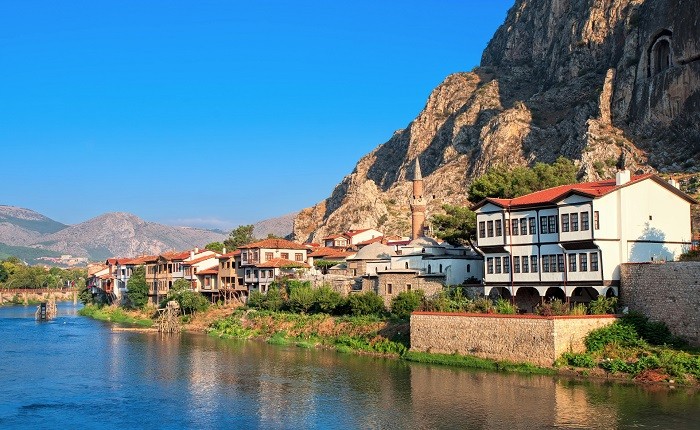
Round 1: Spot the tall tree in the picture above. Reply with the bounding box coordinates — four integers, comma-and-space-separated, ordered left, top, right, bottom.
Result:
431, 204, 477, 247
126, 265, 149, 309
205, 242, 225, 253
223, 225, 255, 250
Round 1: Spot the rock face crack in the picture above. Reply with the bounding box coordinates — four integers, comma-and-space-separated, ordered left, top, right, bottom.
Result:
294, 0, 700, 242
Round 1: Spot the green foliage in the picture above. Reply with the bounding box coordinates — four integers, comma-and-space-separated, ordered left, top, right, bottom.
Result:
390, 290, 424, 320
620, 312, 686, 347
312, 286, 343, 314
205, 242, 224, 253
430, 204, 477, 246
559, 352, 596, 368
0, 264, 7, 283
162, 278, 209, 315
223, 224, 255, 250
313, 259, 340, 268
403, 351, 555, 375
126, 265, 149, 310
535, 299, 569, 316
468, 157, 578, 203
248, 287, 285, 311
494, 298, 517, 314
79, 287, 94, 305
209, 316, 258, 338
287, 285, 315, 313
569, 303, 588, 315
679, 249, 700, 261
78, 304, 153, 327
588, 296, 617, 315
346, 292, 386, 316
584, 322, 643, 352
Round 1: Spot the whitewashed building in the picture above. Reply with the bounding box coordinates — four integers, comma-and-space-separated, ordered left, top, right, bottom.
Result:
472, 170, 696, 308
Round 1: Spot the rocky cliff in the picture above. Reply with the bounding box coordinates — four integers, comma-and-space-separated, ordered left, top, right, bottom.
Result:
294, 0, 700, 242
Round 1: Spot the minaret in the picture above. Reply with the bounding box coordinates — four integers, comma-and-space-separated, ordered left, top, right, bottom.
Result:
410, 158, 427, 239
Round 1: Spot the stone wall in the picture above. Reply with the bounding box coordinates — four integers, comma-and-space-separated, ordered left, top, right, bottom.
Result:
362, 273, 444, 307
0, 290, 77, 305
620, 262, 700, 346
410, 312, 616, 366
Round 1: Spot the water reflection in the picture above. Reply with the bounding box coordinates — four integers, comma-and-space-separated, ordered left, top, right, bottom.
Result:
1, 303, 698, 430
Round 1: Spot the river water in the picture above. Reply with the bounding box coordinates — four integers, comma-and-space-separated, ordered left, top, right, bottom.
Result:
0, 302, 698, 429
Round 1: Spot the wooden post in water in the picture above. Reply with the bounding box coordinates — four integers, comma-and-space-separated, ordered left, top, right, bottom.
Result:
73, 290, 78, 305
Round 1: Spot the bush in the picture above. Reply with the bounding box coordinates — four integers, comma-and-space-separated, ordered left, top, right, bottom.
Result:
494, 298, 517, 314
347, 292, 386, 316
620, 311, 686, 347
560, 352, 596, 368
312, 286, 343, 314
588, 296, 617, 314
288, 286, 315, 314
391, 290, 424, 320
535, 299, 569, 316
569, 303, 588, 315
585, 322, 642, 352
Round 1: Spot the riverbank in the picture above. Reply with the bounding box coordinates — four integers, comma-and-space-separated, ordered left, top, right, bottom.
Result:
78, 304, 153, 327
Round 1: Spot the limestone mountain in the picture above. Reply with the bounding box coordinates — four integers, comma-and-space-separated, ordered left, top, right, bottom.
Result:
0, 205, 68, 246
32, 212, 227, 261
294, 0, 699, 242
253, 212, 297, 239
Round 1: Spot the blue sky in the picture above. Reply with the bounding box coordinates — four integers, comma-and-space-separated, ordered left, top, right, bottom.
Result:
0, 0, 513, 230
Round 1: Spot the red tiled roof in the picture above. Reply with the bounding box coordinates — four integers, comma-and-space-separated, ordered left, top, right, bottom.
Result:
471, 174, 696, 209
356, 236, 384, 246
308, 247, 354, 258
322, 234, 346, 240
184, 254, 219, 265
345, 229, 372, 237
255, 258, 310, 269
197, 266, 219, 275
238, 238, 308, 250
160, 250, 192, 261
217, 250, 241, 259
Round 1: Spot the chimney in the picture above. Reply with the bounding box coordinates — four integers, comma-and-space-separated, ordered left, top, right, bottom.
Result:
194, 247, 199, 254
222, 247, 227, 254
615, 169, 630, 186
190, 250, 195, 259
668, 177, 680, 189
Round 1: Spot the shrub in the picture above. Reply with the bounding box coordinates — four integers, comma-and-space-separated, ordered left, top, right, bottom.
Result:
585, 322, 642, 352
473, 297, 494, 313
391, 290, 424, 320
494, 298, 517, 314
347, 292, 386, 316
588, 296, 617, 314
263, 287, 285, 312
569, 303, 588, 316
535, 299, 569, 316
560, 352, 596, 368
620, 311, 686, 347
288, 286, 315, 314
312, 286, 344, 314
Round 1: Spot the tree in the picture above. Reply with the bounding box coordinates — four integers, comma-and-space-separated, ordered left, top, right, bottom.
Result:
163, 278, 209, 315
431, 204, 477, 246
0, 264, 7, 283
223, 225, 255, 250
126, 265, 149, 309
468, 156, 578, 203
205, 242, 224, 253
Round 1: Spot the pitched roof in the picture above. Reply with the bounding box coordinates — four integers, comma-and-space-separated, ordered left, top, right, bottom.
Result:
308, 247, 355, 258
344, 229, 372, 237
255, 258, 310, 269
217, 250, 241, 259
356, 236, 384, 246
197, 266, 219, 275
184, 254, 219, 265
159, 250, 192, 261
238, 238, 308, 250
471, 174, 697, 210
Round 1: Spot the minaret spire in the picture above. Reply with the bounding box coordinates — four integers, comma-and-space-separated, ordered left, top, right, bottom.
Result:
410, 158, 427, 240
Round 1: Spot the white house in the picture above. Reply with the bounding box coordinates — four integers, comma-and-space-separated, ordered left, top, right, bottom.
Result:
472, 170, 696, 309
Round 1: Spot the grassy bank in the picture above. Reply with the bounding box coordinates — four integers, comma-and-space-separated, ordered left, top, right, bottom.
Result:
79, 304, 154, 327
404, 351, 555, 375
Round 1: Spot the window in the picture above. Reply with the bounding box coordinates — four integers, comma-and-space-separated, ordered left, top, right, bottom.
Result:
548, 215, 558, 234
495, 219, 502, 236
522, 256, 529, 273
561, 214, 569, 232
579, 253, 588, 271
542, 255, 549, 272
520, 218, 527, 235
405, 262, 409, 269
495, 258, 502, 274
590, 252, 599, 271
571, 213, 579, 231
281, 252, 289, 260
581, 212, 589, 230
406, 284, 412, 291
503, 256, 510, 274
295, 253, 303, 261
531, 255, 538, 273
427, 264, 432, 274
387, 283, 393, 294
569, 254, 577, 272
479, 221, 486, 238
265, 252, 274, 260
529, 217, 536, 235
246, 270, 251, 278
439, 264, 443, 273
594, 211, 600, 230
556, 255, 564, 272
487, 258, 494, 274
467, 264, 471, 272
513, 256, 520, 273
487, 221, 494, 237
512, 219, 519, 236
504, 219, 510, 236
540, 217, 548, 234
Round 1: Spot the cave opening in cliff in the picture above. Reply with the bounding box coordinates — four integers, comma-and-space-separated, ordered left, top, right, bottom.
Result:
647, 30, 673, 77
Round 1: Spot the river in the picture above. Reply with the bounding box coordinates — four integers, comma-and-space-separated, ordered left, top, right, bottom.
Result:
0, 302, 698, 429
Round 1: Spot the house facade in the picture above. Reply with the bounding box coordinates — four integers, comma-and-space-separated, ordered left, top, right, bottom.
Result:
473, 171, 696, 310
238, 238, 311, 293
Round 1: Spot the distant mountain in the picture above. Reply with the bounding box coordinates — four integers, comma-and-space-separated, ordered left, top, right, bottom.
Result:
0, 205, 68, 246
0, 242, 62, 265
32, 212, 227, 261
253, 212, 296, 239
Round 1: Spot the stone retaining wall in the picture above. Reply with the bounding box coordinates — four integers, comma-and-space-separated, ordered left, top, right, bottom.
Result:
620, 262, 700, 346
0, 290, 77, 305
410, 312, 616, 366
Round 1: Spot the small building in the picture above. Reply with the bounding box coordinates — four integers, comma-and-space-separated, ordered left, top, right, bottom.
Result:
238, 238, 311, 293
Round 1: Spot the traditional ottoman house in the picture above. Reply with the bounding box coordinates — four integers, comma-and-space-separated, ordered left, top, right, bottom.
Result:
217, 250, 248, 303
238, 238, 310, 293
472, 168, 696, 311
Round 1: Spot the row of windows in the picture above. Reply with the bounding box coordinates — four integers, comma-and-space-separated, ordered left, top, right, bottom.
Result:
486, 252, 599, 274
245, 269, 275, 278
478, 211, 601, 239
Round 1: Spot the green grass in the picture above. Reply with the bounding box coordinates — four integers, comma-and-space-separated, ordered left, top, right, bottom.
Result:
78, 304, 153, 327
404, 351, 555, 375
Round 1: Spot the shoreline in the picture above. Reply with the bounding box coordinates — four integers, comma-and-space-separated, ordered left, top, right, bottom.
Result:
77, 305, 699, 390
